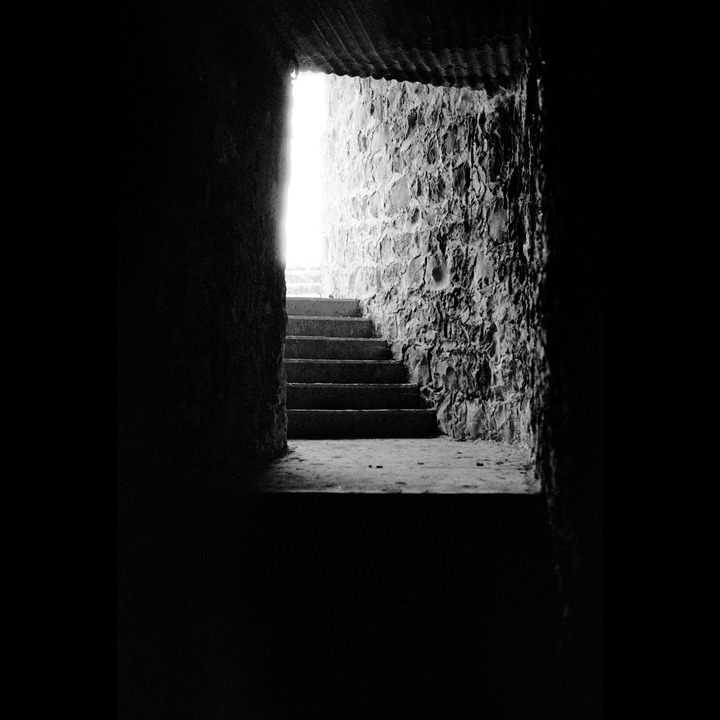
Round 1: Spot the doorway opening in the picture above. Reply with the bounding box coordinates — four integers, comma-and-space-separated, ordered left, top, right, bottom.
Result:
280, 71, 542, 488
284, 71, 328, 295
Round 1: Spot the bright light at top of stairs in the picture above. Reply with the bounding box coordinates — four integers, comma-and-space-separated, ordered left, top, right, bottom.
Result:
284, 72, 328, 270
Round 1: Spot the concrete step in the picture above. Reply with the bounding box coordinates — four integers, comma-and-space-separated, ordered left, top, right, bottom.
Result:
285, 270, 322, 283
286, 297, 361, 317
287, 316, 373, 338
287, 409, 438, 439
285, 336, 390, 361
285, 359, 406, 384
286, 283, 322, 296
287, 383, 426, 409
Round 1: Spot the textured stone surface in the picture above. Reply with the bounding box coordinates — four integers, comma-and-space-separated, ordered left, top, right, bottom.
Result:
117, 0, 290, 485
528, 5, 604, 716
321, 74, 544, 446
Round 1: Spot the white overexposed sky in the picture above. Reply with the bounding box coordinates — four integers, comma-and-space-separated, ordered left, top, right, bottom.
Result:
284, 72, 328, 268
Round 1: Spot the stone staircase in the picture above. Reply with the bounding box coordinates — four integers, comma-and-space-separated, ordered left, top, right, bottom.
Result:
285, 267, 322, 297
285, 296, 438, 438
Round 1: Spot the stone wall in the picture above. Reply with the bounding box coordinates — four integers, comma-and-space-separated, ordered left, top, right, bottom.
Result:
321, 74, 544, 446
117, 0, 290, 489
529, 3, 604, 716
118, 2, 293, 715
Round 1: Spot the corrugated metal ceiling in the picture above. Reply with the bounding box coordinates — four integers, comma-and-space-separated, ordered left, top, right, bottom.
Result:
262, 0, 529, 92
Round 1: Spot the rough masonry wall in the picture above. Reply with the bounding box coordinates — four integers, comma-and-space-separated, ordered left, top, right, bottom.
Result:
118, 2, 293, 716
321, 75, 543, 445
117, 0, 290, 488
529, 4, 604, 716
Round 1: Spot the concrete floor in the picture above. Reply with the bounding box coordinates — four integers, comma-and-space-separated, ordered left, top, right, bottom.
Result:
256, 435, 538, 493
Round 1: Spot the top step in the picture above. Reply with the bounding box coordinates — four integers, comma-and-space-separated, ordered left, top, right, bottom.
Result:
287, 297, 361, 318
285, 270, 322, 284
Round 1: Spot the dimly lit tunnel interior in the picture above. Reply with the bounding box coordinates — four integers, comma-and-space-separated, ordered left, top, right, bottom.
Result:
117, 1, 603, 718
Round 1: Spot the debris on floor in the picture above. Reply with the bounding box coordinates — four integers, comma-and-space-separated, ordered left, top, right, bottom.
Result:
255, 435, 538, 493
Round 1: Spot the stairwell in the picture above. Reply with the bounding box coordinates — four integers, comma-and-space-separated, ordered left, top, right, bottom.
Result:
285, 292, 438, 439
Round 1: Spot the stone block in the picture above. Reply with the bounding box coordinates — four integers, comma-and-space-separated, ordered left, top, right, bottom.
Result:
388, 176, 411, 210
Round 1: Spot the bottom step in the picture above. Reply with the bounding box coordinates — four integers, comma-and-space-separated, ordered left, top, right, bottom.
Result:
287, 409, 438, 439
